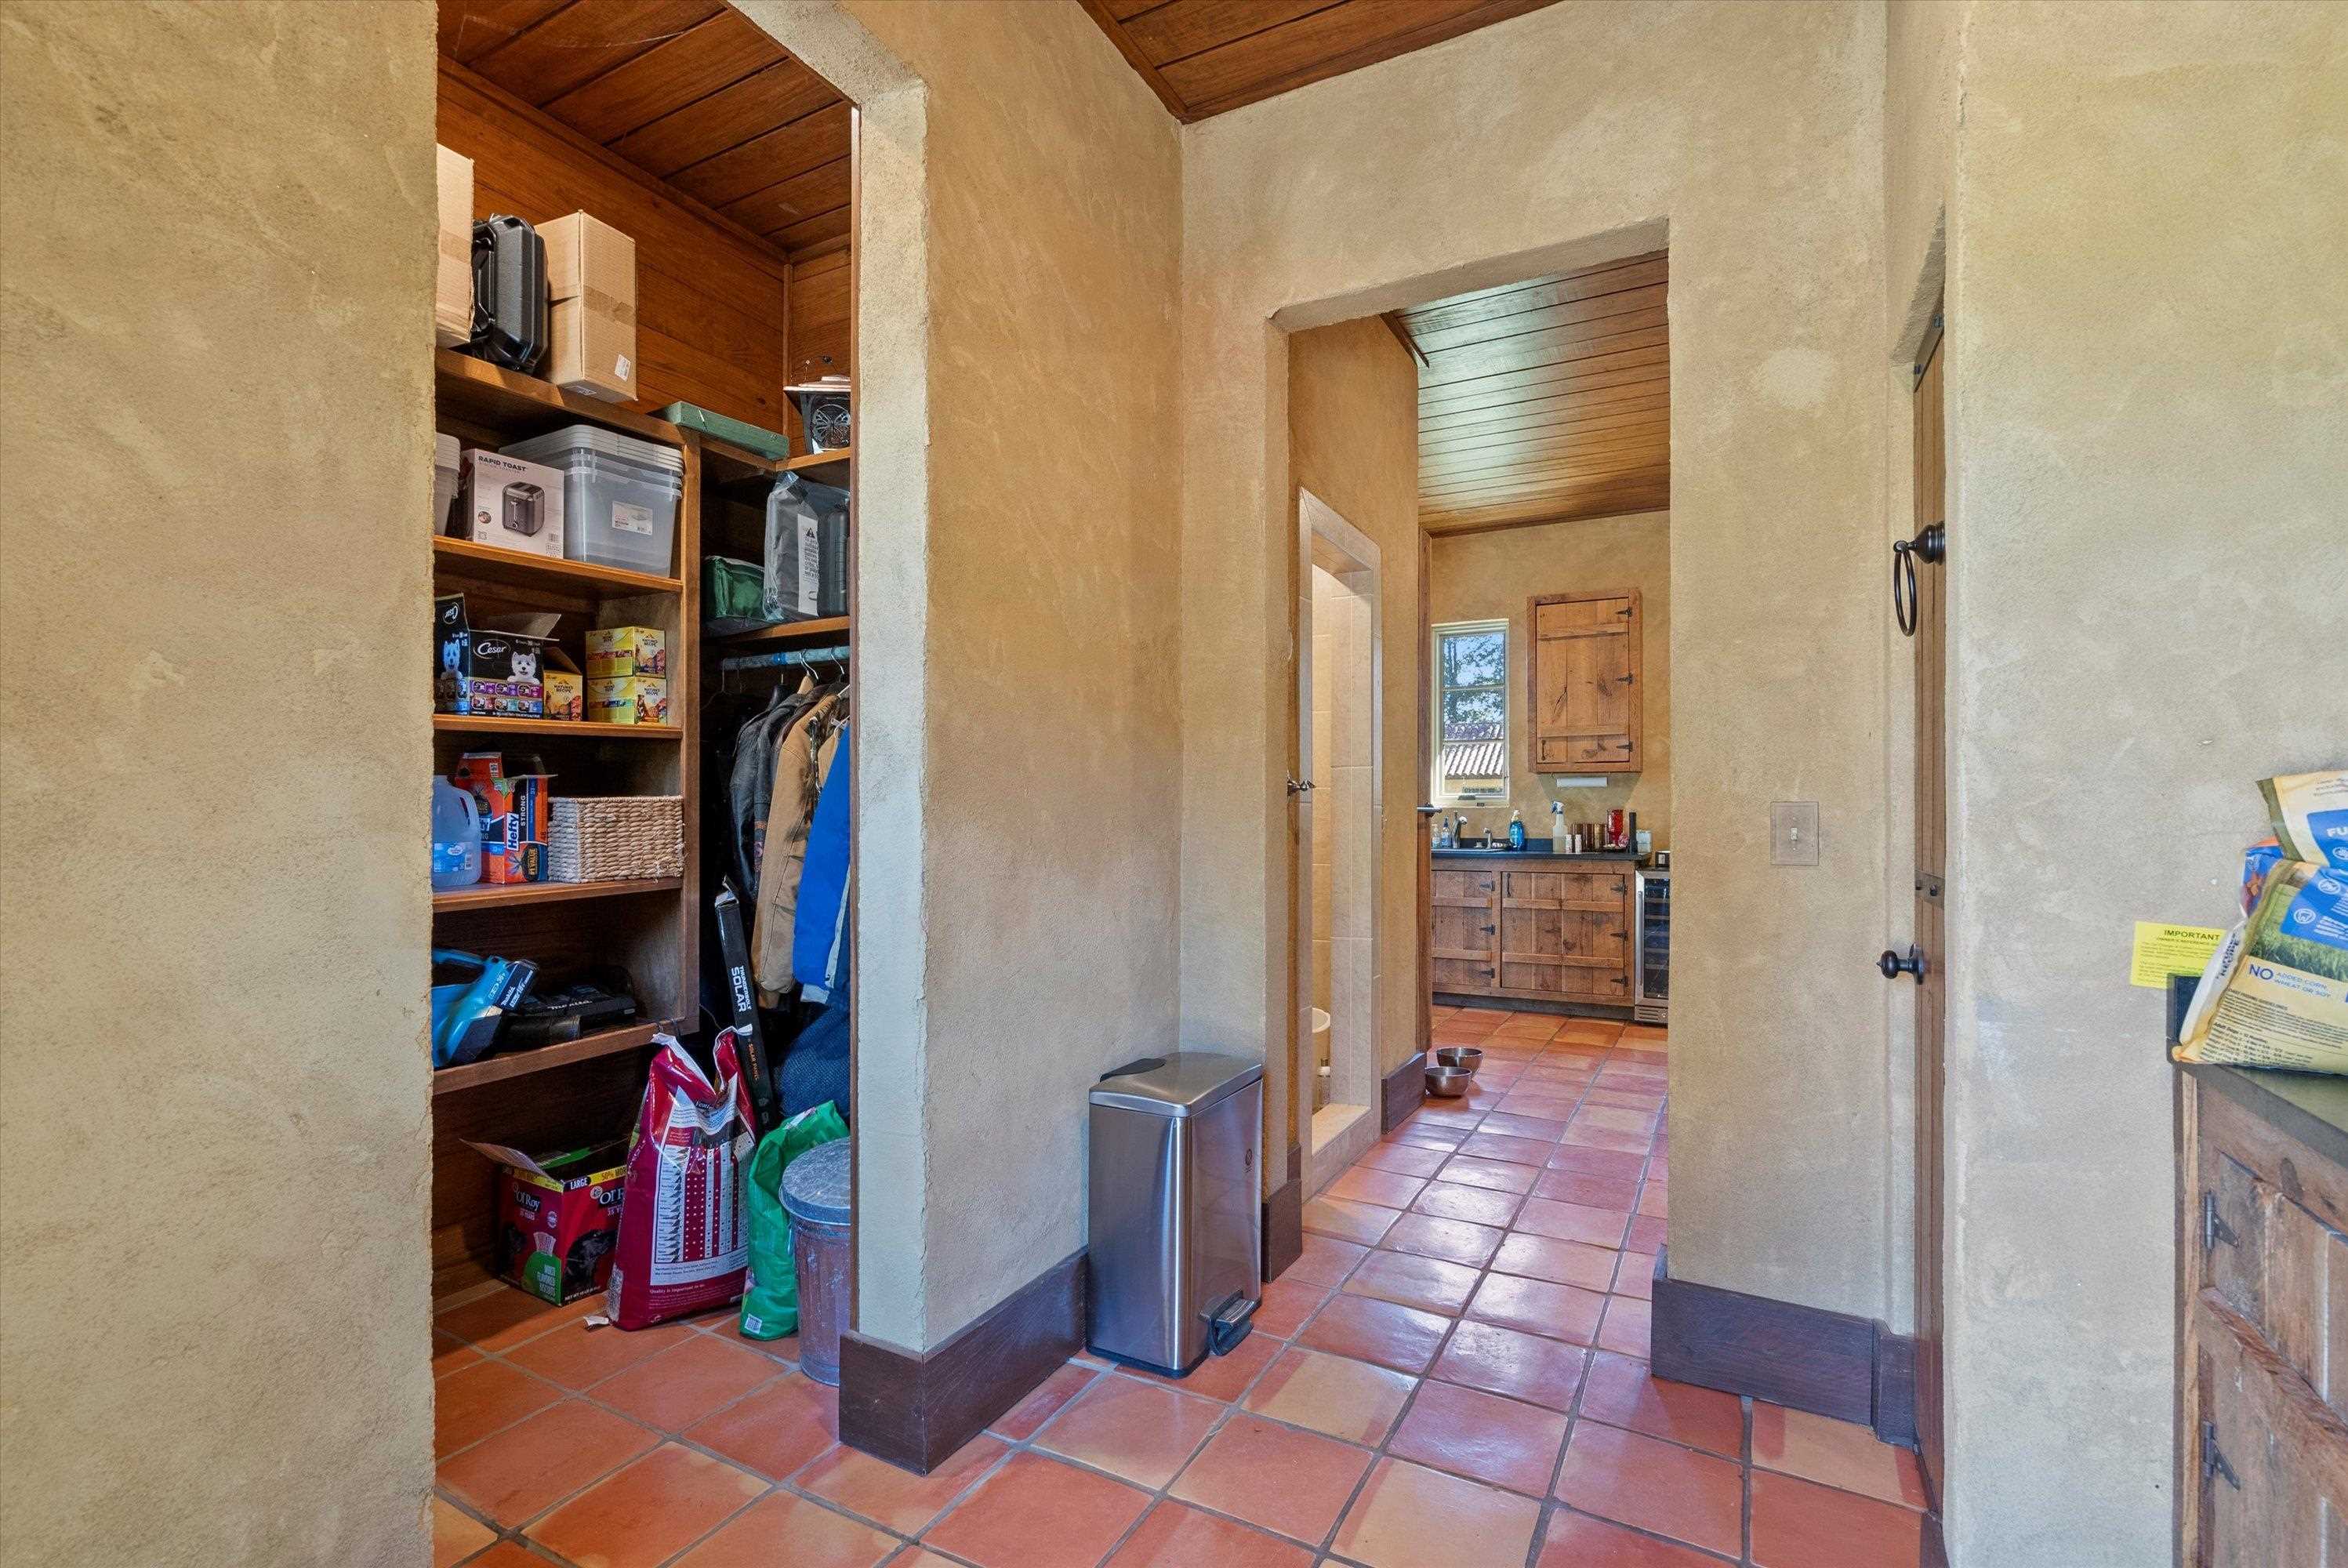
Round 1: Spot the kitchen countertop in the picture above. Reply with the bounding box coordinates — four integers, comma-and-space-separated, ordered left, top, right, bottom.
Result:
1431, 838, 1646, 863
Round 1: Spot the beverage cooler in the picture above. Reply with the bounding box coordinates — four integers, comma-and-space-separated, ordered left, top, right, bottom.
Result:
1634, 867, 1671, 1025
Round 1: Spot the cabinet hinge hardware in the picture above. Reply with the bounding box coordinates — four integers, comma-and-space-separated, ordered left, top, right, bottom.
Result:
2201, 1189, 2237, 1252
2201, 1421, 2241, 1491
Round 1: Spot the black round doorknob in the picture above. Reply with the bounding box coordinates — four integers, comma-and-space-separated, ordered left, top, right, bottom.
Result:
1878, 946, 1928, 982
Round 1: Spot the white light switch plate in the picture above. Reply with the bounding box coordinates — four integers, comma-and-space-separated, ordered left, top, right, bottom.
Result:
1771, 801, 1820, 866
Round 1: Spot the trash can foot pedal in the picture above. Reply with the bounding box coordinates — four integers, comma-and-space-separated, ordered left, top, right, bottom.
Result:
1203, 1291, 1257, 1357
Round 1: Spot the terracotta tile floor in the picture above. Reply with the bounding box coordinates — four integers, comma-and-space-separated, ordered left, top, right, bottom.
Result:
432, 1011, 1929, 1567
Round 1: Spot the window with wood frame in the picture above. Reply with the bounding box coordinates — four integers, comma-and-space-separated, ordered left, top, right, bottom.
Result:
1432, 619, 1509, 804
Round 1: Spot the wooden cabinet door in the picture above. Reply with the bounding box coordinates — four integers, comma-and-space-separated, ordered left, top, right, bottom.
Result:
1430, 867, 1498, 992
1498, 867, 1631, 1000
1530, 591, 1641, 774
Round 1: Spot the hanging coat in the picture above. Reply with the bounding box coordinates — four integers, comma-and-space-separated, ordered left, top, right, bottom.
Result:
793, 721, 851, 1004
752, 690, 842, 993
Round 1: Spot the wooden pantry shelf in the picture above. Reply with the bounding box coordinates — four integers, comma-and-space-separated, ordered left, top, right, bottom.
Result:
697, 439, 851, 491
430, 1022, 666, 1097
431, 876, 683, 914
785, 446, 851, 482
434, 349, 684, 448
432, 536, 681, 597
432, 713, 681, 741
715, 615, 850, 649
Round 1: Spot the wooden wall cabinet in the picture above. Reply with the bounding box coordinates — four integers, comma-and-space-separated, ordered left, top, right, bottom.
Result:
1529, 590, 1641, 774
2176, 1065, 2348, 1566
1430, 858, 1634, 1007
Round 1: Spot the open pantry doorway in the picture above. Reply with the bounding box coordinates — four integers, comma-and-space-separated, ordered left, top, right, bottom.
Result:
421, 0, 935, 1533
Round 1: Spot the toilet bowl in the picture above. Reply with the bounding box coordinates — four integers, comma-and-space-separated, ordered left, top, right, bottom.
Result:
1312, 1008, 1332, 1109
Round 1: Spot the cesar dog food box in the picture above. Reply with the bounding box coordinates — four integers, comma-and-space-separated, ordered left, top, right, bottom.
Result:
465, 1138, 627, 1305
454, 751, 553, 884
435, 596, 581, 719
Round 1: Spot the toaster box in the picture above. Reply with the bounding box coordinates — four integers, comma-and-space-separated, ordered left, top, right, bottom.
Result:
587, 677, 669, 727
466, 1138, 628, 1305
460, 449, 565, 560
585, 625, 666, 679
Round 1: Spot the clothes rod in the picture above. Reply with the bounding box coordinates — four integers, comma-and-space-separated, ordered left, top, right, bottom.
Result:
720, 647, 849, 673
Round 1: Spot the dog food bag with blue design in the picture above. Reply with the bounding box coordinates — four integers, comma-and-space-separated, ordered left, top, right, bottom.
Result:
2263, 771, 2348, 876
2178, 858, 2348, 1073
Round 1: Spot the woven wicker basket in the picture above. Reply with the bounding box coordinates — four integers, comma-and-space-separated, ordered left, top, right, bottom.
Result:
547, 796, 684, 883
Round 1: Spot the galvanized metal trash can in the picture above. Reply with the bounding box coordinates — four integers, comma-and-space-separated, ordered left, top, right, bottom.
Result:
1086, 1052, 1264, 1377
781, 1138, 851, 1387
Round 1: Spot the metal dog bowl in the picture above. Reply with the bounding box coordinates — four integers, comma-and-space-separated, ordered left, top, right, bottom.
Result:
1425, 1065, 1473, 1098
1433, 1047, 1483, 1073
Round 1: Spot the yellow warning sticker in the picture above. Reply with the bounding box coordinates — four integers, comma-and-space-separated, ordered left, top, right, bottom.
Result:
2131, 922, 2226, 989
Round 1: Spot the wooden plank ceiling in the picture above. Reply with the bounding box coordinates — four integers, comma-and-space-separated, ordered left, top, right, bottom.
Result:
1080, 0, 1561, 122
437, 0, 851, 257
1399, 250, 1670, 535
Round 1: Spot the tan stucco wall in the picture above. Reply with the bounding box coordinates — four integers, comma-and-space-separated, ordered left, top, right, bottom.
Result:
1429, 514, 1672, 850
1914, 5, 2348, 1561
1289, 318, 1427, 1102
1181, 1, 1896, 1317
0, 2, 437, 1562
826, 0, 1185, 1349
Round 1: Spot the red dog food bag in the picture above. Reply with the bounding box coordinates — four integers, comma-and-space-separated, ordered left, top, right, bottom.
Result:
606, 1031, 757, 1329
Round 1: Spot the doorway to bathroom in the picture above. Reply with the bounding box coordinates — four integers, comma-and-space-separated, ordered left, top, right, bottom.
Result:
1297, 489, 1384, 1196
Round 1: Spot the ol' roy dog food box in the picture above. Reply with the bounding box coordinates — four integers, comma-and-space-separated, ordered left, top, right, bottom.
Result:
586, 625, 666, 679
587, 676, 669, 727
466, 1138, 627, 1305
459, 449, 565, 560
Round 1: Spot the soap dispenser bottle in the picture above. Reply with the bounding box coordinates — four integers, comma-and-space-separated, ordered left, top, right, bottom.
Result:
1508, 809, 1526, 851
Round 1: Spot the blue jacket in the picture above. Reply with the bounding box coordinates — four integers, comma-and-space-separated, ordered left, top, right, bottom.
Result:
793, 721, 851, 1003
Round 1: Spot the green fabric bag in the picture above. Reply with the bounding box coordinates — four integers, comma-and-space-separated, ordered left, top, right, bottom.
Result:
739, 1101, 849, 1340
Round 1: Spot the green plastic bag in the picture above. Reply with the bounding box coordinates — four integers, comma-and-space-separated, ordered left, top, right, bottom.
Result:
739, 1102, 849, 1340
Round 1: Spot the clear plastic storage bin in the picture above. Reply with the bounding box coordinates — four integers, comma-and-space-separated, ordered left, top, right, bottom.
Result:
501, 424, 683, 575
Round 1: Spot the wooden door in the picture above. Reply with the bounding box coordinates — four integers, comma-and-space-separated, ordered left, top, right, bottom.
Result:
1431, 868, 1498, 993
1911, 311, 1949, 1498
1530, 592, 1641, 772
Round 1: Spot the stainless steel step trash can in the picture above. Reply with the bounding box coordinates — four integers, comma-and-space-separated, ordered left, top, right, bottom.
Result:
1086, 1052, 1264, 1377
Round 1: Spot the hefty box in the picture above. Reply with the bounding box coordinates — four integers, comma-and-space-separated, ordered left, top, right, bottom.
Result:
454, 751, 553, 884
588, 677, 669, 727
586, 625, 666, 679
466, 1139, 628, 1305
461, 449, 566, 560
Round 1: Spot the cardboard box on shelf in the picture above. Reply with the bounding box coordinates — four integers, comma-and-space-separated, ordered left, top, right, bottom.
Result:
434, 597, 578, 719
453, 751, 553, 884
585, 625, 666, 679
435, 146, 474, 349
466, 1139, 628, 1305
587, 677, 669, 727
543, 665, 582, 723
460, 449, 566, 561
541, 212, 637, 405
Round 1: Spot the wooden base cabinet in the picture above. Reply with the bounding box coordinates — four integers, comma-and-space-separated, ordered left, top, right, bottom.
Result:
2177, 1065, 2348, 1566
1430, 855, 1634, 1006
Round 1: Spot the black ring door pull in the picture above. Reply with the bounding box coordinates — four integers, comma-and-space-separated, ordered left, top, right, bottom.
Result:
1878, 946, 1929, 982
1891, 523, 1945, 637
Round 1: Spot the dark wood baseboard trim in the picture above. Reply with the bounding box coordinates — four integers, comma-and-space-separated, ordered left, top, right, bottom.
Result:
1873, 1330, 1918, 1447
1432, 993, 1634, 1022
1381, 1054, 1424, 1131
1263, 1143, 1303, 1283
838, 1248, 1084, 1474
1651, 1247, 1915, 1437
